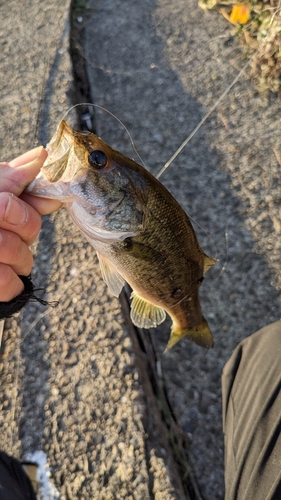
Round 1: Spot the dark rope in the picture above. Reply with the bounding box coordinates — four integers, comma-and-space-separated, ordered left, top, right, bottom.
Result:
0, 275, 58, 320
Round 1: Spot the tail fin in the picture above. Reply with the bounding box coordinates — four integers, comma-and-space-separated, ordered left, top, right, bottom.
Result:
165, 317, 214, 352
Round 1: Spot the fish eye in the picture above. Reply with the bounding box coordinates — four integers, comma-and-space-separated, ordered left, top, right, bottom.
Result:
88, 150, 107, 169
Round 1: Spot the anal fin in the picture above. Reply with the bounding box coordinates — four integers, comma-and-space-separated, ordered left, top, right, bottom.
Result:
97, 252, 125, 297
130, 291, 166, 329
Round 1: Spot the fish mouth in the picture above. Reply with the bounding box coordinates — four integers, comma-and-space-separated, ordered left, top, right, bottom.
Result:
26, 121, 80, 201
41, 120, 75, 182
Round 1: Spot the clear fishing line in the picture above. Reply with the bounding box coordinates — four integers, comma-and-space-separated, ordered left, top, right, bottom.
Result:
156, 58, 252, 179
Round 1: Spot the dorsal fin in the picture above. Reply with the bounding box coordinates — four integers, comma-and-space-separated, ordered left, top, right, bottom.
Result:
203, 254, 218, 274
130, 291, 166, 329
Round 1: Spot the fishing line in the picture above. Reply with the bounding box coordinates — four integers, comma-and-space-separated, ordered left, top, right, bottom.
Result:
213, 221, 230, 280
188, 213, 219, 262
60, 102, 148, 169
60, 103, 222, 264
61, 103, 220, 258
156, 57, 252, 179
155, 53, 249, 264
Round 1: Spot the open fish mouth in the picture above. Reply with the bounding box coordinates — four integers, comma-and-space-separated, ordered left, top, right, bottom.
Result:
39, 120, 74, 182
26, 121, 80, 200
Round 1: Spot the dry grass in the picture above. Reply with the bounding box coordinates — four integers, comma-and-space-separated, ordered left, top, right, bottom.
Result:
199, 0, 281, 94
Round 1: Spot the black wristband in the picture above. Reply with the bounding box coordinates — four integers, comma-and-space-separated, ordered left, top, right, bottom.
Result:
0, 275, 55, 320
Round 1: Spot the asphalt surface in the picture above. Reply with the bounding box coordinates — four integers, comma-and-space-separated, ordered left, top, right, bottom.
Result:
84, 0, 281, 497
0, 1, 191, 499
0, 0, 281, 499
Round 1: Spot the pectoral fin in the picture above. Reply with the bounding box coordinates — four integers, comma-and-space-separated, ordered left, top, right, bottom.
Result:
97, 252, 125, 297
130, 291, 166, 328
203, 254, 218, 274
165, 316, 214, 352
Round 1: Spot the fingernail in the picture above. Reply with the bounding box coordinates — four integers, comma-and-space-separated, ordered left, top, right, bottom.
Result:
33, 145, 45, 160
22, 146, 46, 166
4, 194, 28, 225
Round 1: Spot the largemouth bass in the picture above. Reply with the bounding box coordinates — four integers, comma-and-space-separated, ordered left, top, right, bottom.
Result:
26, 121, 217, 350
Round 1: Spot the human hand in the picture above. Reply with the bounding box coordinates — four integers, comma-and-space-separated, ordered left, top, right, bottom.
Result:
0, 146, 62, 302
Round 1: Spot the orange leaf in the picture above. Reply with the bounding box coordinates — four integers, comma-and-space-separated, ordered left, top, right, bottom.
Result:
229, 4, 250, 24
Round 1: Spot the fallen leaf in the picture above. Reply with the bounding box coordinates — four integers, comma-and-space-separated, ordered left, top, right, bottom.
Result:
230, 4, 250, 24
